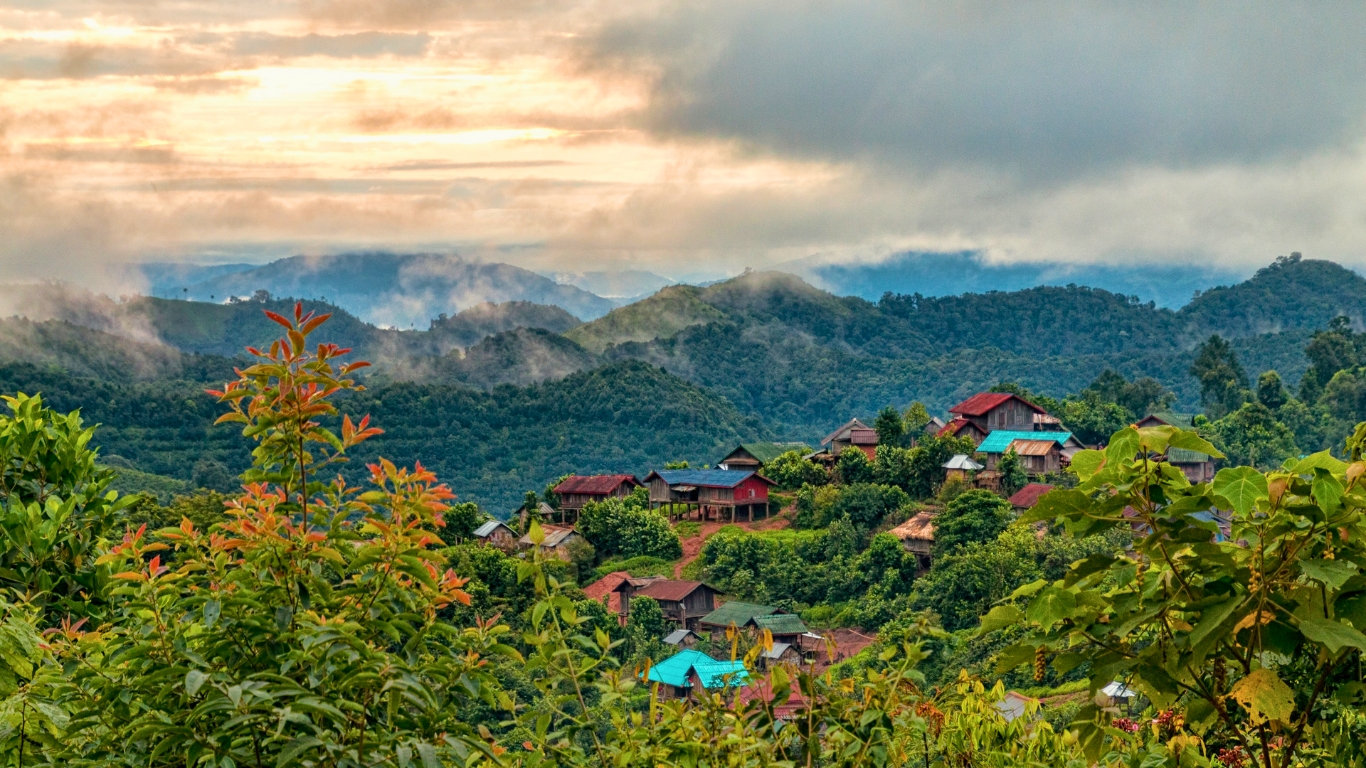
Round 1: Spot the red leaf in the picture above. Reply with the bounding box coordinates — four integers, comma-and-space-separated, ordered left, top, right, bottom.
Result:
263, 310, 292, 329
301, 313, 332, 335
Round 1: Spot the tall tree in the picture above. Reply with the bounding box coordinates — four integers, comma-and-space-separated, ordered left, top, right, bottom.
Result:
1190, 334, 1249, 418
1256, 370, 1288, 410
873, 405, 906, 448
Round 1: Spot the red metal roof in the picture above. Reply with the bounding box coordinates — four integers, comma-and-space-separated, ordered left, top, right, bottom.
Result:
584, 571, 630, 613
633, 579, 709, 603
1008, 483, 1055, 509
948, 392, 1046, 417
937, 417, 971, 437
552, 474, 641, 495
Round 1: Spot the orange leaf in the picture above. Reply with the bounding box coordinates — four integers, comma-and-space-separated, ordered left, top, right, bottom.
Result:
263, 310, 292, 329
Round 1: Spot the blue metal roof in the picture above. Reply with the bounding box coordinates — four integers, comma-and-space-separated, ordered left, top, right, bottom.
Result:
976, 431, 1073, 454
651, 469, 756, 488
644, 649, 750, 690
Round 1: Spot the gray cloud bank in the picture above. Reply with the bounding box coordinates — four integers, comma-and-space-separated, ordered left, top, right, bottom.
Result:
591, 2, 1366, 182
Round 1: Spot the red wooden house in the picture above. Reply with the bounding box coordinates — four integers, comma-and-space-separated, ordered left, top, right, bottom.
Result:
646, 469, 773, 522
943, 393, 1050, 445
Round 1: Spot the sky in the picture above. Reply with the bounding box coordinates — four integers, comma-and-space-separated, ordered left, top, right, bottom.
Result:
5, 0, 1366, 287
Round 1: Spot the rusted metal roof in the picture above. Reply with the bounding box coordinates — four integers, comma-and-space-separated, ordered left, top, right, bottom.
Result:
1008, 439, 1058, 456
584, 571, 631, 613
949, 392, 1046, 417
1007, 483, 1054, 509
849, 428, 879, 445
553, 474, 642, 495
937, 417, 972, 437
634, 579, 710, 603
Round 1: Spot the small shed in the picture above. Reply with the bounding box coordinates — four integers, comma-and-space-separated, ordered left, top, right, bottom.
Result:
645, 649, 749, 699
995, 691, 1039, 722
518, 525, 585, 561
1006, 438, 1064, 475
663, 629, 701, 648
942, 454, 984, 481
1101, 681, 1138, 710
757, 641, 802, 670
889, 510, 937, 573
471, 519, 517, 548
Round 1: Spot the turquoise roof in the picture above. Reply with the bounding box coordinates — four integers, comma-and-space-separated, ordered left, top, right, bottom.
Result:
644, 649, 749, 690
977, 431, 1073, 454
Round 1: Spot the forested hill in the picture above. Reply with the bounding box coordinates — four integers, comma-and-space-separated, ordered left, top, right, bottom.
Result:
0, 358, 756, 513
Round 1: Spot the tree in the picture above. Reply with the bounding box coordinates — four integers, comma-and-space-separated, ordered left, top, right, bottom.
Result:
831, 483, 911, 530
904, 433, 977, 499
932, 489, 1012, 557
763, 450, 829, 490
190, 458, 234, 492
0, 393, 136, 625
1003, 422, 1366, 766
1190, 334, 1250, 418
913, 526, 1042, 631
439, 500, 487, 544
902, 401, 932, 438
1081, 369, 1172, 418
835, 446, 874, 485
1300, 315, 1359, 402
578, 497, 682, 560
874, 406, 906, 448
1256, 369, 1288, 410
47, 304, 510, 768
1209, 401, 1299, 468
996, 449, 1026, 497
1059, 393, 1130, 446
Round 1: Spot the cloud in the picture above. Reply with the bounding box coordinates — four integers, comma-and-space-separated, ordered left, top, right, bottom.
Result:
586, 1, 1366, 183
230, 31, 431, 58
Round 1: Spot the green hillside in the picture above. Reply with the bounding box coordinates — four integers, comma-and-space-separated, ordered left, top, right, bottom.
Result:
0, 358, 756, 513
564, 284, 725, 353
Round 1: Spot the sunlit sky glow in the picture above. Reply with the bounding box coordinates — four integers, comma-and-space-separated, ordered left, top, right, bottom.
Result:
5, 1, 1366, 287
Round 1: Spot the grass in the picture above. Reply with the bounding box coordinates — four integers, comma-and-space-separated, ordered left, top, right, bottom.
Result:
675, 521, 701, 538
592, 556, 676, 580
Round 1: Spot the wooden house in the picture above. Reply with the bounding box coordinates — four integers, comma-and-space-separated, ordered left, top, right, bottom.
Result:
718, 442, 811, 472
750, 613, 810, 646
819, 418, 879, 460
551, 475, 642, 523
975, 430, 1083, 474
936, 417, 988, 444
698, 601, 782, 640
889, 510, 937, 573
471, 519, 517, 549
1137, 412, 1217, 483
757, 641, 803, 670
518, 525, 585, 561
645, 650, 749, 700
645, 469, 773, 522
583, 570, 632, 620
614, 579, 720, 629
1008, 483, 1055, 513
945, 393, 1050, 445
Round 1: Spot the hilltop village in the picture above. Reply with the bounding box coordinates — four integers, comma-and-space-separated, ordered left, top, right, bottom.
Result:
461, 389, 1215, 705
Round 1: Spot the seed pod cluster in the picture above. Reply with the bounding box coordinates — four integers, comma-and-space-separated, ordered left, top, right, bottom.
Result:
1033, 646, 1046, 682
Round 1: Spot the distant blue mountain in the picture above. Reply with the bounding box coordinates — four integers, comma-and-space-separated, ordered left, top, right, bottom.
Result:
792, 251, 1253, 309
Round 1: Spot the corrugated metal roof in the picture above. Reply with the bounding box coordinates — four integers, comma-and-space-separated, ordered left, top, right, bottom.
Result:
692, 658, 750, 689
942, 454, 984, 470
752, 614, 808, 635
583, 571, 631, 605
938, 417, 972, 437
1008, 483, 1054, 509
821, 418, 871, 446
699, 601, 778, 627
949, 392, 1046, 417
472, 520, 512, 537
1167, 447, 1212, 463
1008, 439, 1058, 456
977, 430, 1073, 454
761, 642, 793, 660
553, 475, 641, 495
849, 428, 879, 445
646, 649, 711, 688
663, 629, 697, 645
635, 579, 709, 602
519, 525, 579, 548
726, 442, 811, 465
647, 469, 766, 489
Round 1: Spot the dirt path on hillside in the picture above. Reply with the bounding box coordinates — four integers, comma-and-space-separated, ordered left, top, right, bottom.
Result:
673, 509, 792, 578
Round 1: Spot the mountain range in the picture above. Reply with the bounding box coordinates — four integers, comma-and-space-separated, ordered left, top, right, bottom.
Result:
0, 253, 1360, 511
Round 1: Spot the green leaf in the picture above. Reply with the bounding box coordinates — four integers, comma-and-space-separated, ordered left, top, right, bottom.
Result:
415, 742, 439, 768
1301, 559, 1358, 590
1167, 430, 1224, 459
1025, 587, 1076, 627
978, 605, 1023, 635
1188, 596, 1244, 649
1313, 468, 1345, 514
203, 599, 221, 628
994, 643, 1036, 675
185, 669, 208, 697
1229, 668, 1296, 724
1300, 616, 1366, 655
1213, 466, 1268, 517
1020, 489, 1091, 524
1105, 428, 1140, 464
1293, 450, 1347, 475
1069, 450, 1107, 482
